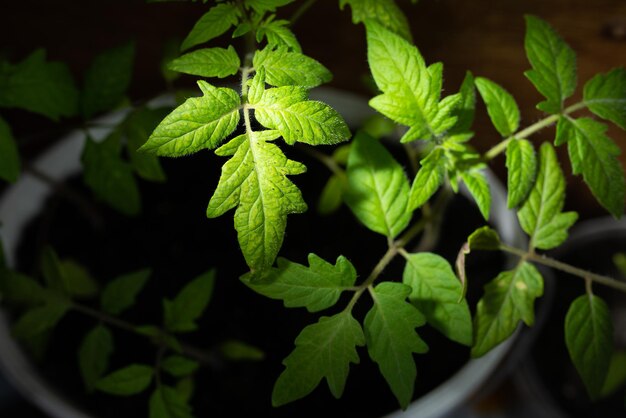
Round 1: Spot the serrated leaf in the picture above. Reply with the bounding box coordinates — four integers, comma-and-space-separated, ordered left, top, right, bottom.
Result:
253, 46, 331, 88
141, 81, 240, 156
0, 117, 20, 183
219, 340, 265, 361
341, 0, 412, 41
518, 142, 578, 250
256, 19, 301, 52
461, 169, 491, 220
207, 130, 307, 272
168, 46, 240, 78
402, 253, 472, 345
82, 135, 141, 216
81, 42, 134, 119
126, 107, 167, 182
506, 138, 537, 208
408, 147, 446, 211
365, 282, 428, 409
12, 298, 70, 339
565, 294, 613, 399
584, 68, 626, 130
345, 133, 411, 238
472, 262, 543, 357
181, 3, 240, 51
96, 364, 153, 396
467, 226, 501, 251
475, 77, 520, 137
79, 325, 114, 392
0, 49, 78, 120
149, 386, 194, 418
161, 356, 199, 378
254, 85, 350, 145
272, 311, 364, 406
101, 269, 151, 315
449, 71, 476, 134
317, 174, 345, 215
164, 270, 215, 333
241, 254, 356, 312
524, 15, 577, 114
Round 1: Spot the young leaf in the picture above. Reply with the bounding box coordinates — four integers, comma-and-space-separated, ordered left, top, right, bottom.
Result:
557, 117, 624, 218
272, 311, 365, 406
584, 68, 626, 130
79, 325, 114, 392
253, 85, 350, 145
149, 385, 194, 418
219, 340, 265, 361
340, 0, 412, 41
12, 298, 70, 339
256, 19, 301, 52
81, 42, 134, 119
140, 81, 240, 157
408, 147, 446, 211
565, 294, 613, 399
467, 226, 501, 251
345, 133, 411, 238
317, 174, 345, 215
461, 169, 491, 220
475, 77, 520, 137
96, 364, 154, 396
167, 46, 240, 78
0, 117, 20, 183
206, 130, 307, 272
100, 269, 151, 315
126, 107, 167, 182
402, 253, 472, 346
0, 49, 78, 120
506, 138, 537, 208
449, 71, 476, 134
524, 15, 577, 114
253, 47, 331, 88
82, 135, 141, 216
244, 0, 294, 14
180, 3, 240, 51
241, 254, 357, 312
164, 269, 215, 333
472, 262, 543, 357
518, 142, 578, 250
161, 356, 199, 378
365, 282, 428, 409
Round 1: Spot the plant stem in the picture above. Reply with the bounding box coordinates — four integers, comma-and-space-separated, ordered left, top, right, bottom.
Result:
500, 244, 626, 294
290, 0, 317, 25
295, 144, 347, 180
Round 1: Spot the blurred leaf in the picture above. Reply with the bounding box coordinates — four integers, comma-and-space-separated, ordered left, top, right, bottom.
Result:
161, 356, 199, 378
79, 325, 114, 392
96, 364, 153, 396
164, 270, 215, 333
100, 269, 151, 315
0, 117, 20, 183
219, 340, 265, 361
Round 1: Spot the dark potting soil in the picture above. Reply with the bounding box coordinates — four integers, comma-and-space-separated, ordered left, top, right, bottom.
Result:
14, 142, 507, 418
530, 229, 626, 418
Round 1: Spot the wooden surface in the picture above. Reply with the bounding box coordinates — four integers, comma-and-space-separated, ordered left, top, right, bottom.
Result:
1, 0, 625, 217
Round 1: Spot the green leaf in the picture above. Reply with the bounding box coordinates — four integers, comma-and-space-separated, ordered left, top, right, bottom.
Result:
273, 311, 364, 406
40, 246, 65, 293
12, 298, 70, 339
524, 15, 577, 114
79, 325, 114, 392
518, 142, 578, 250
467, 226, 501, 251
219, 340, 265, 361
0, 49, 78, 120
101, 269, 151, 315
449, 71, 476, 134
461, 169, 491, 220
207, 130, 307, 272
161, 356, 199, 378
506, 138, 537, 208
317, 174, 345, 215
565, 294, 613, 399
168, 46, 240, 78
341, 0, 412, 41
0, 117, 20, 183
126, 107, 167, 182
402, 253, 472, 345
254, 85, 350, 145
256, 19, 301, 52
0, 270, 46, 306
253, 47, 331, 88
141, 81, 240, 156
584, 68, 626, 130
472, 262, 543, 357
345, 133, 411, 238
96, 364, 153, 396
149, 386, 194, 418
135, 326, 183, 353
181, 3, 240, 51
408, 147, 446, 211
175, 378, 194, 404
60, 260, 99, 299
81, 42, 134, 119
475, 77, 520, 137
241, 254, 356, 312
557, 117, 624, 218
244, 0, 294, 13
365, 282, 428, 409
164, 269, 215, 333
82, 135, 141, 216
601, 351, 626, 397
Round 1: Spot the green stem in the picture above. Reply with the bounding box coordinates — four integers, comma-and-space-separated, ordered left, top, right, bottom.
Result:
290, 0, 317, 25
296, 144, 347, 180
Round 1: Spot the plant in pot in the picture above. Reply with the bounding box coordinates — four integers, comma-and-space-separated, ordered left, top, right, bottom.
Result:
1, 1, 626, 417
